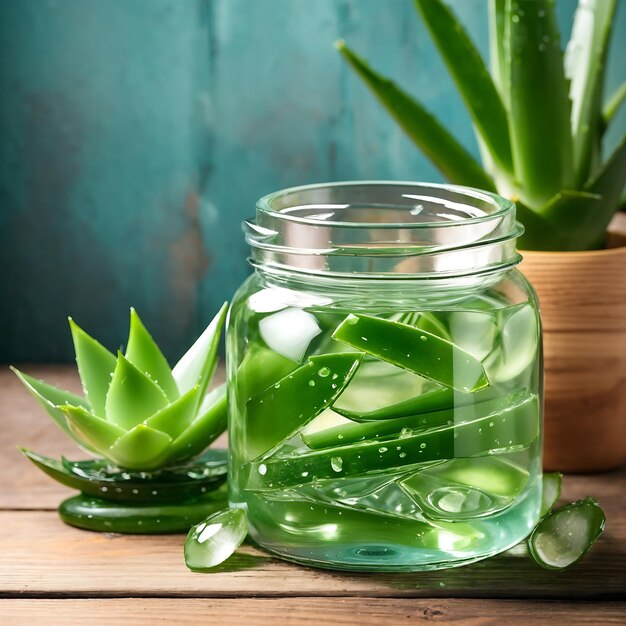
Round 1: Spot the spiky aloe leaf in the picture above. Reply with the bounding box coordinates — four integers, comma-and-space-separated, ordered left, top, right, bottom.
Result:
172, 302, 228, 408
488, 0, 508, 106
414, 0, 512, 175
603, 81, 626, 128
507, 0, 573, 207
61, 405, 125, 452
10, 367, 96, 451
69, 319, 117, 418
336, 40, 496, 192
125, 308, 179, 401
144, 386, 202, 440
108, 424, 173, 470
565, 0, 616, 185
105, 353, 168, 431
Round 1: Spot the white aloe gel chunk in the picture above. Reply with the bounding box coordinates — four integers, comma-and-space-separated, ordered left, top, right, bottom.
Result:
259, 308, 322, 361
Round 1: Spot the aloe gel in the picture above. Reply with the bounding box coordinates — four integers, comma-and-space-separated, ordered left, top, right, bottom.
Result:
228, 182, 543, 571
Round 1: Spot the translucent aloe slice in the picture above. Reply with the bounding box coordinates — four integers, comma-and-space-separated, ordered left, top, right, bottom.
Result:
528, 498, 605, 571
105, 353, 169, 430
237, 344, 298, 400
333, 314, 489, 392
185, 508, 248, 571
541, 472, 563, 518
21, 449, 227, 502
247, 393, 539, 490
125, 308, 179, 401
69, 318, 117, 418
108, 424, 172, 470
244, 352, 363, 460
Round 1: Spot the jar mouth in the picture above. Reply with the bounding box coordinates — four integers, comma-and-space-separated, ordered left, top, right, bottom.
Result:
245, 181, 523, 279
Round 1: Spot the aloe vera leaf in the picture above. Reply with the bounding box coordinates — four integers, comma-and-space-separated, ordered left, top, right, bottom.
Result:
10, 367, 95, 450
565, 0, 616, 185
247, 393, 539, 490
332, 314, 488, 393
125, 308, 179, 401
603, 81, 626, 128
60, 405, 125, 452
105, 353, 169, 431
528, 497, 606, 571
541, 472, 563, 518
185, 508, 248, 571
21, 449, 227, 502
143, 386, 202, 440
69, 318, 117, 418
244, 352, 363, 460
507, 0, 573, 208
414, 0, 512, 174
488, 0, 508, 106
60, 489, 228, 534
237, 344, 299, 401
336, 41, 495, 191
108, 424, 173, 471
166, 385, 228, 463
172, 302, 228, 404
305, 390, 525, 450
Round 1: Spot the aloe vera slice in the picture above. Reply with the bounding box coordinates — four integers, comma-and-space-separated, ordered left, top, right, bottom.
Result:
105, 353, 168, 430
185, 508, 248, 571
528, 498, 605, 571
21, 449, 227, 502
540, 472, 563, 518
247, 393, 538, 490
237, 345, 298, 400
69, 318, 117, 418
333, 314, 488, 393
304, 391, 526, 450
60, 488, 228, 534
125, 308, 179, 401
244, 352, 363, 460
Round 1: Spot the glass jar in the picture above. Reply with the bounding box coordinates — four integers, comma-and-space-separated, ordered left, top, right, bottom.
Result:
227, 181, 543, 571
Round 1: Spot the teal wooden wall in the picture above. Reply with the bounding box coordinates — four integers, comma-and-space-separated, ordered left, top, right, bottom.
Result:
1, 0, 625, 362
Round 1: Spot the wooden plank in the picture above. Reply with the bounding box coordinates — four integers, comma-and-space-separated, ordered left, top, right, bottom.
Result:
0, 507, 624, 600
2, 598, 625, 626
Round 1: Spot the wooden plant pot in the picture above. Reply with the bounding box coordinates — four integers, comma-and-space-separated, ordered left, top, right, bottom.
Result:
520, 216, 626, 472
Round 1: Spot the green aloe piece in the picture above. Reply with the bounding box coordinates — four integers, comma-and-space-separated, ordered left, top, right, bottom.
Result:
69, 318, 117, 418
333, 314, 488, 393
488, 0, 508, 106
336, 41, 495, 191
21, 449, 227, 503
413, 0, 512, 174
305, 391, 521, 450
528, 498, 605, 571
247, 393, 539, 490
125, 308, 179, 401
244, 352, 363, 460
184, 508, 248, 571
167, 385, 228, 463
507, 0, 574, 207
108, 424, 173, 471
237, 344, 298, 400
10, 367, 95, 451
540, 472, 563, 518
105, 352, 169, 431
172, 302, 228, 405
144, 386, 202, 440
61, 405, 125, 452
603, 81, 626, 128
60, 488, 228, 534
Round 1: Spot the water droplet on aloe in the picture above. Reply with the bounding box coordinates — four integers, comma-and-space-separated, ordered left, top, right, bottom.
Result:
378, 447, 388, 453
308, 380, 315, 387
258, 464, 267, 475
330, 457, 343, 472
318, 367, 331, 377
400, 427, 412, 438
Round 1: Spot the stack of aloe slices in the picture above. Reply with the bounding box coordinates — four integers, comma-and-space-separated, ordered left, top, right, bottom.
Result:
14, 305, 231, 534
186, 311, 605, 572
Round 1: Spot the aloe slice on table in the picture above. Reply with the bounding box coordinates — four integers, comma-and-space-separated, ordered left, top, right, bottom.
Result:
528, 498, 605, 571
304, 391, 530, 450
247, 393, 539, 490
184, 508, 248, 571
244, 352, 363, 460
540, 472, 563, 518
332, 314, 489, 393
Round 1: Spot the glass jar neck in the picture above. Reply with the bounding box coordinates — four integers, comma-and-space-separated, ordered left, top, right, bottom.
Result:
244, 181, 523, 281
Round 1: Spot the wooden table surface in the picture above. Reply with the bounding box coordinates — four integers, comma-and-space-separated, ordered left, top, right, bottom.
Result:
1, 366, 625, 625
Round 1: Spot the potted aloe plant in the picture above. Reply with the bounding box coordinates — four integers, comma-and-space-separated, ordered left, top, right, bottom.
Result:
337, 0, 626, 472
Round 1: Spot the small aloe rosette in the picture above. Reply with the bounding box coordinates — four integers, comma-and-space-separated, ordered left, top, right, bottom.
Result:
13, 304, 230, 533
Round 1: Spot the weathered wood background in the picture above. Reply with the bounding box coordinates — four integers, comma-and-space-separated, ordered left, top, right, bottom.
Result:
1, 0, 625, 362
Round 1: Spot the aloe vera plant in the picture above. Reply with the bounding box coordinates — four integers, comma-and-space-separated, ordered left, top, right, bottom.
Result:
14, 304, 228, 471
338, 0, 626, 250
